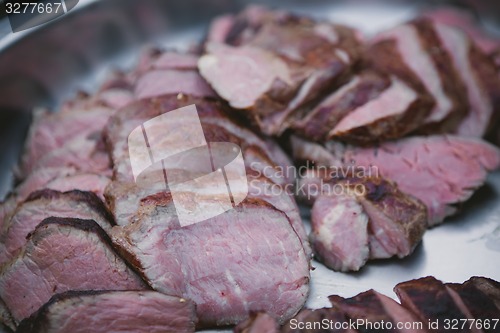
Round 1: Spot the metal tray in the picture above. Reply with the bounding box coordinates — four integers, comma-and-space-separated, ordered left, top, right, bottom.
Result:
1, 1, 499, 331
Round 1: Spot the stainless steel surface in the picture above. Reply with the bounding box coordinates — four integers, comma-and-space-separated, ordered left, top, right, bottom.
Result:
0, 1, 499, 332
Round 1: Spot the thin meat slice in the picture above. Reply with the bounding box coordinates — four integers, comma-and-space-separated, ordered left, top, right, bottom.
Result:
329, 76, 431, 144
281, 307, 356, 333
199, 6, 362, 135
310, 176, 427, 272
434, 22, 500, 137
14, 167, 78, 199
111, 194, 310, 327
19, 107, 113, 179
16, 291, 196, 333
233, 312, 279, 333
327, 135, 500, 225
394, 277, 477, 333
43, 173, 111, 202
291, 71, 390, 142
0, 189, 114, 266
0, 217, 147, 324
464, 277, 500, 311
368, 20, 468, 133
330, 289, 426, 333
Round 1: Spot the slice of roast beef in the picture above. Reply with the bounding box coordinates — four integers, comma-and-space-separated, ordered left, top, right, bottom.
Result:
464, 277, 500, 311
16, 291, 196, 333
394, 277, 477, 333
287, 135, 500, 225
328, 75, 432, 144
43, 173, 111, 201
0, 217, 147, 324
234, 312, 279, 333
199, 6, 362, 135
310, 176, 427, 272
328, 135, 500, 225
329, 289, 426, 333
14, 167, 78, 199
445, 280, 500, 331
18, 107, 113, 179
0, 189, 114, 266
433, 22, 500, 137
290, 71, 391, 142
111, 194, 310, 327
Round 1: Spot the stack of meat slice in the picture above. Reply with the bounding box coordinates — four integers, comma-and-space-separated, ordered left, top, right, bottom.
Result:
236, 276, 500, 333
199, 5, 363, 136
292, 134, 500, 271
104, 91, 311, 326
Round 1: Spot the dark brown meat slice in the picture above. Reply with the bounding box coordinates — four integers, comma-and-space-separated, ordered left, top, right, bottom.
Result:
394, 277, 476, 333
0, 217, 147, 324
111, 194, 310, 327
0, 189, 114, 266
199, 6, 362, 135
290, 71, 390, 142
234, 312, 279, 333
446, 280, 500, 332
16, 290, 196, 333
328, 76, 432, 144
465, 277, 500, 311
330, 289, 425, 333
281, 306, 355, 333
310, 176, 427, 272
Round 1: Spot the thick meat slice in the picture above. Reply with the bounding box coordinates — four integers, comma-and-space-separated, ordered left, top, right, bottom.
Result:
234, 312, 279, 333
42, 173, 111, 201
328, 76, 432, 144
18, 107, 113, 178
0, 217, 146, 324
394, 277, 477, 333
291, 71, 391, 142
310, 176, 427, 272
311, 193, 370, 272
464, 277, 500, 311
17, 291, 196, 333
433, 22, 500, 137
281, 307, 355, 333
334, 135, 500, 224
199, 6, 361, 135
330, 289, 425, 333
0, 189, 114, 266
111, 194, 310, 327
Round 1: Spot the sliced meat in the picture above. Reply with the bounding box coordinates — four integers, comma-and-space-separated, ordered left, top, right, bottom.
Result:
234, 312, 279, 333
423, 7, 500, 54
281, 307, 355, 333
329, 289, 425, 333
325, 135, 500, 225
28, 136, 111, 176
43, 173, 111, 202
446, 281, 500, 332
433, 22, 500, 137
311, 192, 370, 272
0, 189, 114, 266
14, 167, 78, 200
135, 69, 216, 100
464, 277, 500, 311
199, 6, 362, 135
0, 217, 147, 324
19, 107, 113, 179
394, 277, 477, 333
111, 194, 310, 327
310, 176, 427, 272
291, 71, 391, 142
16, 290, 196, 333
328, 76, 432, 144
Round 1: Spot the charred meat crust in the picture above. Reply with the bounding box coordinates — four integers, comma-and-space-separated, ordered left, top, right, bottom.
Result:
24, 189, 115, 226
